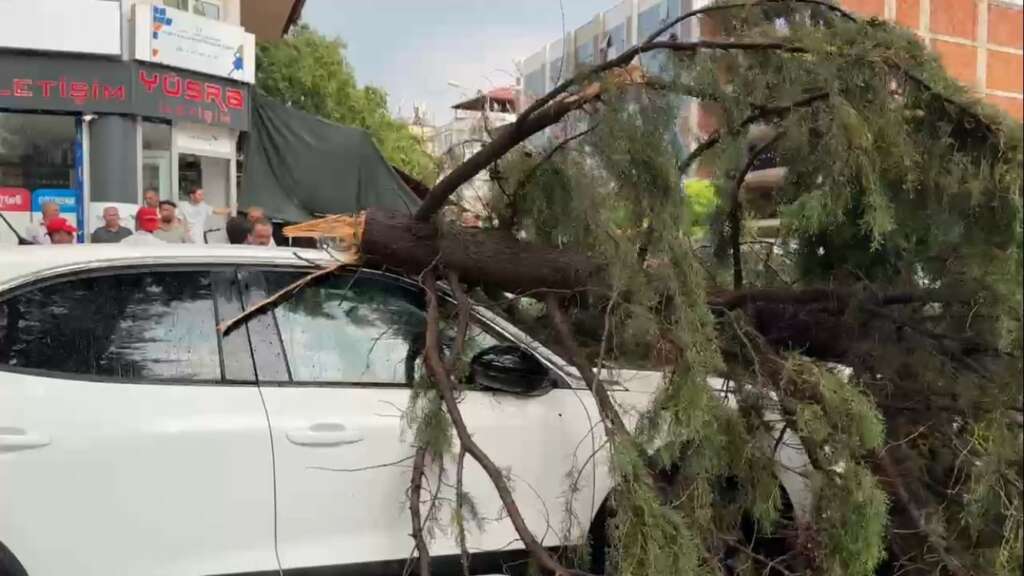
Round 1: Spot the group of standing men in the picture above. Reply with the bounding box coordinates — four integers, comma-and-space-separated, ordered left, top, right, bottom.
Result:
25, 188, 276, 247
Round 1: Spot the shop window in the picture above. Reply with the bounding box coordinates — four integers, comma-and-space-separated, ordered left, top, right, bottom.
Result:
178, 153, 203, 200
178, 153, 230, 209
0, 113, 76, 191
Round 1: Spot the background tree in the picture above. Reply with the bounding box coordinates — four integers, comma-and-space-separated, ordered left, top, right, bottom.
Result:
236, 2, 1023, 574
256, 24, 439, 185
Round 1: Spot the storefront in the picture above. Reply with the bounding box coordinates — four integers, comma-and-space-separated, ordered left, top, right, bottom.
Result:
0, 53, 250, 244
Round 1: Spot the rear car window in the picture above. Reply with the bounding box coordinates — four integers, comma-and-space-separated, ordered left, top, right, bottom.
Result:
0, 271, 221, 381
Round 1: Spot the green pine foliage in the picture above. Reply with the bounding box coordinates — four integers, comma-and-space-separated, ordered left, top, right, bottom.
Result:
472, 1, 1022, 574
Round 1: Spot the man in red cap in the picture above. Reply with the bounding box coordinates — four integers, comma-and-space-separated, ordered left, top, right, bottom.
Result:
121, 207, 165, 245
45, 217, 77, 244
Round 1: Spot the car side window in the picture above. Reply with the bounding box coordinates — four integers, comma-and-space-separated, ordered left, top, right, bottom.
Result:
264, 271, 427, 384
0, 271, 222, 381
262, 270, 505, 385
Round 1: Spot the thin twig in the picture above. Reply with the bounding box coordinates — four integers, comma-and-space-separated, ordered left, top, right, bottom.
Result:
545, 294, 631, 443
455, 447, 471, 576
679, 92, 827, 176
408, 445, 432, 576
217, 261, 350, 335
514, 123, 601, 198
308, 454, 416, 473
290, 251, 328, 269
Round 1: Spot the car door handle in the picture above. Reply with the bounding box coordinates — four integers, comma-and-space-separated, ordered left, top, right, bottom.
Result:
286, 423, 364, 447
0, 427, 51, 452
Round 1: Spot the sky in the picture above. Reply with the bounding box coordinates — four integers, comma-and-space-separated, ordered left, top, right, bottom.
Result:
302, 0, 610, 124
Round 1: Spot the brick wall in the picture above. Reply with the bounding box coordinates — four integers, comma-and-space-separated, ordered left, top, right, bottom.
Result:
840, 0, 1024, 119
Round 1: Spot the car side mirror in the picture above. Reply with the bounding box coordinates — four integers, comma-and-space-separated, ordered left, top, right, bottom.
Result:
468, 344, 554, 396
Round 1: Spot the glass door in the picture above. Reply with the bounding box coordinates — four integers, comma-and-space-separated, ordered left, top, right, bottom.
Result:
143, 153, 172, 202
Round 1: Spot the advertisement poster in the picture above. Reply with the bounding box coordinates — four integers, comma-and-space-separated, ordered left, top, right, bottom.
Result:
0, 187, 31, 246
134, 4, 255, 84
31, 188, 80, 240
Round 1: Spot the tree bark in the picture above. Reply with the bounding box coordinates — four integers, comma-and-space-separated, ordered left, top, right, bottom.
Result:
361, 209, 603, 294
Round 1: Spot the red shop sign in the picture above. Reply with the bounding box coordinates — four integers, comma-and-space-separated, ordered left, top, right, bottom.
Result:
0, 188, 32, 213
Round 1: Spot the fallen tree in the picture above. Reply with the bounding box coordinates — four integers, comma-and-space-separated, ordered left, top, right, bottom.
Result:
237, 2, 1021, 575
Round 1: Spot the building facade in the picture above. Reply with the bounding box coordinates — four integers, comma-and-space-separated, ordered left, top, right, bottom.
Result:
434, 87, 520, 218
515, 0, 1021, 238
519, 0, 1024, 129
0, 0, 302, 245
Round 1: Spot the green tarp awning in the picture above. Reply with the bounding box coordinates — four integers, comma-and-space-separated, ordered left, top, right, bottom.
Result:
241, 93, 420, 222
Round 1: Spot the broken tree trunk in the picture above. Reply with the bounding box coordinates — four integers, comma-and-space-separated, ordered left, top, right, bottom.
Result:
360, 209, 603, 294
279, 208, 982, 367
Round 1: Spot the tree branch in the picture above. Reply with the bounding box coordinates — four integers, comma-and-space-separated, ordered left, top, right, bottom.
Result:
422, 271, 593, 576
708, 286, 965, 309
415, 41, 815, 223
545, 294, 631, 444
877, 450, 970, 576
513, 123, 600, 198
454, 446, 471, 576
518, 0, 851, 124
409, 445, 432, 576
445, 271, 471, 375
679, 91, 828, 176
729, 132, 785, 289
216, 260, 351, 335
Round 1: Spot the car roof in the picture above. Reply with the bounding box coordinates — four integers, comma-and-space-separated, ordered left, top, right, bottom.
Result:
0, 244, 342, 292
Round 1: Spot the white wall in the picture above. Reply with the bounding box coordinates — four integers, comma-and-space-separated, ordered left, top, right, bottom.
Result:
122, 0, 241, 25
119, 0, 244, 58
0, 0, 121, 56
199, 156, 229, 208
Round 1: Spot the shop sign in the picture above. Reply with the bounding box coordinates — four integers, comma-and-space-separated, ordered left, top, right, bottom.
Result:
134, 4, 256, 85
0, 187, 31, 212
134, 64, 249, 130
0, 56, 131, 114
0, 187, 32, 246
0, 55, 250, 131
32, 189, 79, 215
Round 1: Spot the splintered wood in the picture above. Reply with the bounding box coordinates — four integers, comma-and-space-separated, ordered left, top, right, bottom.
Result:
282, 212, 366, 253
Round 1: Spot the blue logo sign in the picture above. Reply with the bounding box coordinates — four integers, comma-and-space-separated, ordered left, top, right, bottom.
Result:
230, 46, 245, 77
32, 189, 78, 214
152, 5, 173, 40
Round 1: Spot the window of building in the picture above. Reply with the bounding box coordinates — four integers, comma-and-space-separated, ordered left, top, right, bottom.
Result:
263, 272, 503, 385
0, 113, 76, 192
192, 0, 221, 20
549, 56, 565, 86
605, 21, 629, 61
637, 0, 688, 77
0, 112, 78, 245
0, 271, 222, 381
524, 68, 546, 101
163, 0, 222, 20
575, 41, 596, 69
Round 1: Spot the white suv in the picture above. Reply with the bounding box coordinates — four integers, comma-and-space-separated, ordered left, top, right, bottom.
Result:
0, 245, 810, 576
